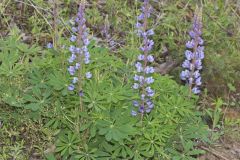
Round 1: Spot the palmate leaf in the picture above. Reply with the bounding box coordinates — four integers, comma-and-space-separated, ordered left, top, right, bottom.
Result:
74, 147, 98, 160
0, 30, 21, 54
187, 149, 205, 156
0, 87, 26, 108
84, 80, 106, 111
23, 87, 52, 111
0, 40, 26, 77
159, 95, 194, 119
24, 94, 38, 102
89, 46, 125, 72
0, 50, 24, 77
132, 149, 145, 160
111, 142, 134, 159
17, 43, 41, 56
84, 92, 105, 110
102, 84, 131, 104
45, 154, 56, 160
56, 132, 80, 157
28, 69, 49, 88
182, 123, 209, 141
48, 71, 69, 91
137, 132, 164, 158
0, 59, 25, 77
96, 110, 136, 142
25, 103, 41, 111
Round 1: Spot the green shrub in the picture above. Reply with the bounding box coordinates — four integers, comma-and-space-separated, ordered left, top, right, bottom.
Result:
0, 33, 209, 159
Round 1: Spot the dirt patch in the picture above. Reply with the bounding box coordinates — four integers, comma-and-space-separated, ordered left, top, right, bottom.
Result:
198, 135, 240, 160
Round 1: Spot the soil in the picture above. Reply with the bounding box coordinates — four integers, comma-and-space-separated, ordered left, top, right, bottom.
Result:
198, 139, 240, 160
198, 105, 240, 160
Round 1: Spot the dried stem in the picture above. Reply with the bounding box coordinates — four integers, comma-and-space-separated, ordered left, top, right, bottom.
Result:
53, 0, 58, 49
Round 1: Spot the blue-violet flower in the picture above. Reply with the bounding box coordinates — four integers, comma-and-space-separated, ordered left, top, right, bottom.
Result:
67, 2, 92, 93
132, 0, 155, 116
180, 11, 204, 94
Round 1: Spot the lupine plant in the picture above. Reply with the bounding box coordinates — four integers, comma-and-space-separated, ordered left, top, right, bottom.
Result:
4, 1, 238, 159
131, 0, 155, 118
180, 8, 204, 95
67, 1, 92, 132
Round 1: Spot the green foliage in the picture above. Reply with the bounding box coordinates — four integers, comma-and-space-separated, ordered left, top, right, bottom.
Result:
0, 140, 26, 160
4, 0, 240, 159
56, 132, 80, 157
96, 109, 137, 142
224, 118, 240, 142
0, 31, 209, 159
205, 98, 223, 130
0, 29, 27, 78
168, 140, 205, 160
23, 87, 52, 111
204, 98, 224, 141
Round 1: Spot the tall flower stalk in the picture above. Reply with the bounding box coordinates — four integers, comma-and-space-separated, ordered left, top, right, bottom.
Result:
132, 0, 155, 119
180, 8, 204, 95
67, 1, 91, 132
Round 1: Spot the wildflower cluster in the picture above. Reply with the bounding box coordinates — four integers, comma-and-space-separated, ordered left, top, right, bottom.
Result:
132, 0, 155, 116
180, 13, 204, 94
67, 3, 92, 92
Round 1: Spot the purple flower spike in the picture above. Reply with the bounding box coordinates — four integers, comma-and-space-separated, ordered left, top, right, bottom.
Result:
180, 11, 204, 94
132, 0, 155, 116
67, 2, 92, 94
